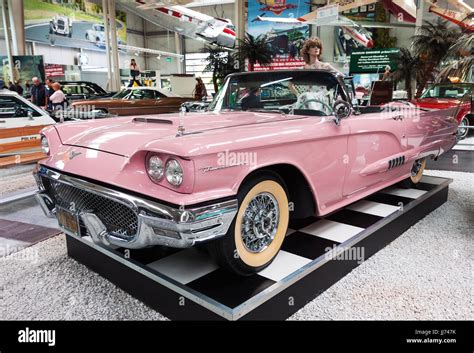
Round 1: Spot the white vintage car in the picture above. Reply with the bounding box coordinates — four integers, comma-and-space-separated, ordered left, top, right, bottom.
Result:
0, 90, 56, 157
85, 23, 123, 47
49, 15, 72, 37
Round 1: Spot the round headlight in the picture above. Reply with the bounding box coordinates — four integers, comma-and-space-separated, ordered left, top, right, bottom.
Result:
41, 135, 50, 155
165, 159, 183, 186
147, 155, 164, 182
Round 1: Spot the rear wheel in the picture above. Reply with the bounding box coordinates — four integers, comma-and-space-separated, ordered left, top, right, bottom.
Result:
400, 158, 426, 188
208, 173, 289, 276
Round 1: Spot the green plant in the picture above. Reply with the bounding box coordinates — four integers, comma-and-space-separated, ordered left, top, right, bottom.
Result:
390, 48, 422, 100
203, 45, 238, 93
438, 13, 474, 82
411, 18, 460, 98
236, 33, 273, 71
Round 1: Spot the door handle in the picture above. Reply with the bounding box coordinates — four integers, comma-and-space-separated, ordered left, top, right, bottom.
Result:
0, 120, 6, 123
392, 115, 404, 121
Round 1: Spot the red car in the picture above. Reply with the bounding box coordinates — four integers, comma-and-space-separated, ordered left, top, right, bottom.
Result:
412, 83, 473, 139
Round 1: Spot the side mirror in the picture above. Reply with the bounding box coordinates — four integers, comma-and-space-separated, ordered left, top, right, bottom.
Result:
27, 110, 34, 120
333, 100, 352, 126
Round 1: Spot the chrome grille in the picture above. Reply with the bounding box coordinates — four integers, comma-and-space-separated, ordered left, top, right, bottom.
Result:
41, 176, 138, 239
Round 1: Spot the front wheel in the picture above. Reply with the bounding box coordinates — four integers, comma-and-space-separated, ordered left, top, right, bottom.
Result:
400, 158, 426, 188
208, 173, 289, 276
457, 116, 470, 140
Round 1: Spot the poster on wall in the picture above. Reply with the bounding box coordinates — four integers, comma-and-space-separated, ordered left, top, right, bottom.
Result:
0, 55, 45, 88
24, 0, 126, 51
247, 0, 310, 70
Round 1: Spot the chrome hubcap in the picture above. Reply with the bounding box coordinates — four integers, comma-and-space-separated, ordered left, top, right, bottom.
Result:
458, 118, 468, 138
411, 159, 423, 177
240, 192, 279, 253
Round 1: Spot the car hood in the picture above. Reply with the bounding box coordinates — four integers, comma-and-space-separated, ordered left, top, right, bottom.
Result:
55, 111, 301, 157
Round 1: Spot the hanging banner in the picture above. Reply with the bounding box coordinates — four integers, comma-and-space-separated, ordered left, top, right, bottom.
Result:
247, 0, 310, 71
0, 55, 45, 88
24, 0, 127, 52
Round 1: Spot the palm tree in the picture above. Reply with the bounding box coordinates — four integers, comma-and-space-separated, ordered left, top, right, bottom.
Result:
203, 45, 238, 93
391, 48, 422, 100
438, 13, 474, 82
236, 33, 273, 71
411, 19, 460, 98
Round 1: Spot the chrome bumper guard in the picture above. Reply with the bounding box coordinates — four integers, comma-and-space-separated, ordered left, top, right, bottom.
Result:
34, 166, 238, 249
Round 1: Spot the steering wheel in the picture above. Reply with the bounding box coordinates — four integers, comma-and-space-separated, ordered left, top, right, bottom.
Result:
294, 98, 333, 115
13, 104, 27, 117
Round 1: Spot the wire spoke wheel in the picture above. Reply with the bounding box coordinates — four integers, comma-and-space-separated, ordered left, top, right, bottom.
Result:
240, 192, 280, 253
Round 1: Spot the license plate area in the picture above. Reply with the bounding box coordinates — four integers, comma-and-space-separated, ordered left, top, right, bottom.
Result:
57, 206, 80, 237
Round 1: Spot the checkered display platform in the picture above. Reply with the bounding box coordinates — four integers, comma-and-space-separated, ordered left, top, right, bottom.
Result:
67, 175, 450, 320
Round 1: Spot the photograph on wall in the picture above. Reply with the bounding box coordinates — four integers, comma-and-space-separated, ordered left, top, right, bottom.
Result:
247, 0, 310, 70
0, 55, 45, 88
24, 0, 127, 51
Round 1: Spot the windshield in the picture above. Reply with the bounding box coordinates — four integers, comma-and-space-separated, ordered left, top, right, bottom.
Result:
112, 89, 132, 99
421, 84, 473, 99
209, 70, 347, 117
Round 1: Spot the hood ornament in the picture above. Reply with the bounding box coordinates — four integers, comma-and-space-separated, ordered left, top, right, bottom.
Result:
176, 125, 186, 137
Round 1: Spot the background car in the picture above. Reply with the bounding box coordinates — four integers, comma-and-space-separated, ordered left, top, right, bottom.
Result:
0, 89, 56, 161
70, 87, 193, 116
49, 15, 72, 37
412, 82, 474, 139
85, 23, 123, 47
59, 81, 115, 101
180, 99, 211, 112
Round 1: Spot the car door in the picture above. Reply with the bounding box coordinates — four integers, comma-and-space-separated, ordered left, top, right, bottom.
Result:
154, 93, 183, 114
0, 95, 54, 157
111, 89, 154, 115
343, 105, 407, 196
129, 89, 158, 115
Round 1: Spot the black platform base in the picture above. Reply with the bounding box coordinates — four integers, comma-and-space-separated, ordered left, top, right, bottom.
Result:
66, 176, 451, 320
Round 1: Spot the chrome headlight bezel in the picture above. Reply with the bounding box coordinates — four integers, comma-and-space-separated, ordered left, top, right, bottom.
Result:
165, 159, 184, 186
146, 155, 165, 183
41, 135, 50, 155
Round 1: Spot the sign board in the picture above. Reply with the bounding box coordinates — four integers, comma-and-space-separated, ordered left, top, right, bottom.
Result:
45, 64, 65, 78
349, 48, 400, 74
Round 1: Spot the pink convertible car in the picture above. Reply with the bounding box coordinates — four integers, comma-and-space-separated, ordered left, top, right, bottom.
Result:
34, 70, 458, 275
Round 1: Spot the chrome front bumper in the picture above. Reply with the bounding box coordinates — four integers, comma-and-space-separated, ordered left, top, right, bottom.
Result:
34, 166, 238, 249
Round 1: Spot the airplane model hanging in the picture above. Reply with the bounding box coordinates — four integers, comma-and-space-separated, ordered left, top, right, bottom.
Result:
119, 0, 236, 48
427, 0, 474, 32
